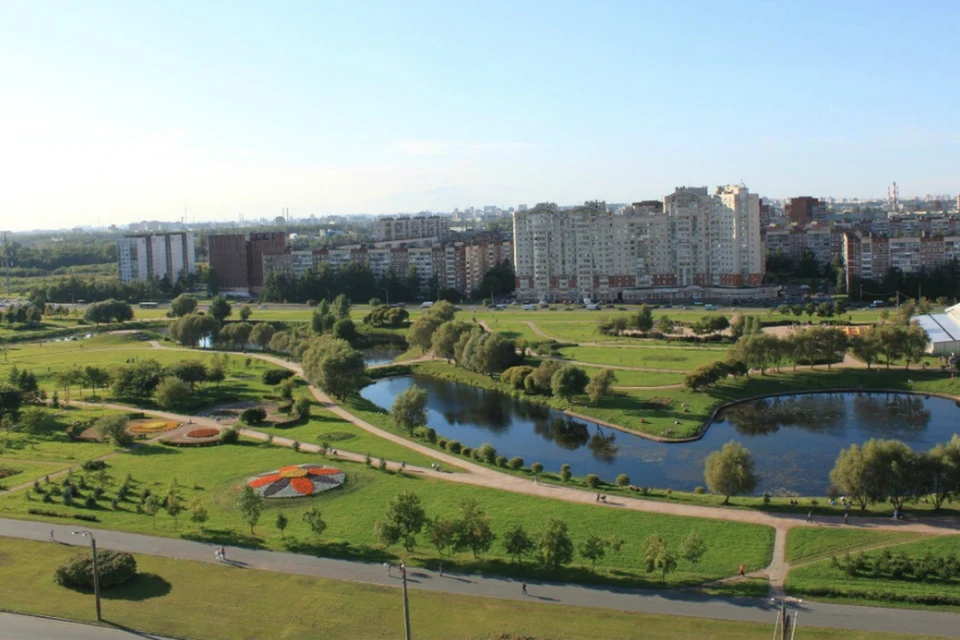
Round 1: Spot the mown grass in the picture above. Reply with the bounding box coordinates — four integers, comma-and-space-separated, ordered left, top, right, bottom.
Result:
0, 537, 934, 640
786, 528, 927, 564
786, 535, 960, 611
0, 440, 774, 588
0, 406, 119, 463
557, 345, 726, 370
0, 459, 72, 490
702, 577, 770, 598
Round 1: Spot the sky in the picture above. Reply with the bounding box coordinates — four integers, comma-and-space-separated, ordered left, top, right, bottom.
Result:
1, 0, 958, 230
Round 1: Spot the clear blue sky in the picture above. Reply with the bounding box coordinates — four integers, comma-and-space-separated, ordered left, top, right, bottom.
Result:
2, 0, 958, 229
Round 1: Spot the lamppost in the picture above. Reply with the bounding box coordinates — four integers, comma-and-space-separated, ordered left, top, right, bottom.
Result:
401, 561, 411, 640
72, 531, 101, 621
384, 288, 390, 306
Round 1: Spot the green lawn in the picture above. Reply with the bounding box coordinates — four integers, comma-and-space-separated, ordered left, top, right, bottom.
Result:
786, 528, 927, 564
579, 366, 684, 387
0, 537, 934, 640
0, 440, 774, 589
247, 407, 443, 468
558, 345, 726, 370
0, 459, 72, 490
0, 406, 119, 463
786, 535, 960, 611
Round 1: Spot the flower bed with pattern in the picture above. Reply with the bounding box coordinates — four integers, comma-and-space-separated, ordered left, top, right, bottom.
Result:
186, 428, 219, 439
247, 464, 345, 498
128, 420, 180, 435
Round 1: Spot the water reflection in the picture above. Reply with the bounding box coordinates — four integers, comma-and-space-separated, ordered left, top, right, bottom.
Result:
362, 348, 400, 366
360, 375, 960, 494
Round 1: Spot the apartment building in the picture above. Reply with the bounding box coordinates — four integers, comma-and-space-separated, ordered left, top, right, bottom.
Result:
785, 197, 826, 225
512, 186, 764, 302
763, 224, 844, 268
117, 231, 196, 284
209, 231, 287, 293
843, 231, 960, 290
261, 239, 512, 297
373, 215, 450, 242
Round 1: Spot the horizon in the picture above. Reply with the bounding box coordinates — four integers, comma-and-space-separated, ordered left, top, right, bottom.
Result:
2, 0, 958, 231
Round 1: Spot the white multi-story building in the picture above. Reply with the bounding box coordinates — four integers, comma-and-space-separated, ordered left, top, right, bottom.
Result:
513, 186, 764, 302
373, 215, 450, 242
118, 232, 195, 284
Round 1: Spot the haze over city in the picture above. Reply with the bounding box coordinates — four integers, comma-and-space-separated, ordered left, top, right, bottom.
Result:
2, 0, 959, 231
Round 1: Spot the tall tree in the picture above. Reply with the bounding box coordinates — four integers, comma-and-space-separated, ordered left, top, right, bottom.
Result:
537, 517, 574, 569
390, 387, 428, 435
374, 491, 427, 551
703, 441, 759, 504
585, 369, 617, 406
208, 295, 232, 323
503, 523, 535, 564
168, 294, 198, 317
642, 534, 678, 583
236, 484, 264, 534
302, 338, 368, 400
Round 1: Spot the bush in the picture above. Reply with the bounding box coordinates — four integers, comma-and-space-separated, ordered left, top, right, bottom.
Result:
495, 455, 507, 467
477, 442, 497, 464
615, 474, 630, 488
436, 437, 447, 449
694, 486, 705, 495
560, 463, 572, 483
461, 446, 472, 458
81, 461, 107, 472
507, 457, 524, 470
219, 428, 240, 445
261, 369, 294, 385
240, 407, 267, 425
531, 462, 544, 474
446, 440, 462, 454
54, 550, 137, 590
425, 428, 437, 443
585, 474, 601, 488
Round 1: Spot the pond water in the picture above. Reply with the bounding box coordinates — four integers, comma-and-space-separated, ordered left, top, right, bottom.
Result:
362, 348, 401, 366
360, 375, 960, 495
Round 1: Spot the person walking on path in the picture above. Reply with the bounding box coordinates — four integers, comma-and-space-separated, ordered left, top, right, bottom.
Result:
844, 512, 849, 525
438, 563, 443, 577
219, 546, 226, 562
806, 511, 812, 523
738, 563, 745, 577
521, 581, 528, 596
49, 529, 55, 543
384, 562, 391, 577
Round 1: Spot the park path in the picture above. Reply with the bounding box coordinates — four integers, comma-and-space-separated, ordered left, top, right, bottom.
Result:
4, 518, 960, 638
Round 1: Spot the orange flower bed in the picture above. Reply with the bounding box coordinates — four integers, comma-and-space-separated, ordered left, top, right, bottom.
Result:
186, 428, 219, 439
129, 420, 180, 434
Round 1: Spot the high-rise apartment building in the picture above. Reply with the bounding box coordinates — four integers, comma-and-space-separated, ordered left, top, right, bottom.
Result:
373, 216, 450, 242
785, 197, 826, 225
209, 232, 287, 293
843, 231, 960, 291
117, 232, 195, 284
512, 186, 764, 302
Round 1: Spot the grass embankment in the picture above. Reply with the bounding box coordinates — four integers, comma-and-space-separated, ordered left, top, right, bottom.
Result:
0, 440, 773, 589
0, 406, 119, 465
786, 528, 926, 565
787, 535, 960, 611
0, 537, 935, 640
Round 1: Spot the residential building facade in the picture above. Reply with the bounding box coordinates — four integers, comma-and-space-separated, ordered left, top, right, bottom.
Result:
373, 215, 451, 242
512, 186, 764, 302
785, 197, 826, 225
117, 232, 196, 284
209, 231, 287, 293
843, 231, 960, 291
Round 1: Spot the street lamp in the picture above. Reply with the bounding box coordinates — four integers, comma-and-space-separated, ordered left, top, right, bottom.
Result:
72, 531, 101, 621
401, 561, 411, 640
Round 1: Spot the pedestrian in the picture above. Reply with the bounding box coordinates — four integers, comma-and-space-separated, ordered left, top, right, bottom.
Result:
215, 548, 221, 561
219, 546, 226, 562
806, 511, 812, 523
49, 529, 55, 542
439, 563, 443, 577
844, 512, 849, 525
521, 581, 528, 596
384, 562, 391, 577
739, 563, 745, 576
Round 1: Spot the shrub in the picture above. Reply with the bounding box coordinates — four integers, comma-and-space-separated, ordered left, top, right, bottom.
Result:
292, 441, 301, 452
495, 455, 507, 467
694, 486, 705, 495
461, 446, 472, 458
84, 496, 97, 508
425, 428, 437, 443
560, 464, 572, 483
615, 474, 630, 488
477, 442, 497, 464
585, 474, 601, 488
54, 550, 137, 590
436, 437, 447, 449
219, 428, 240, 445
81, 461, 107, 472
530, 462, 544, 474
240, 407, 267, 425
261, 369, 294, 385
763, 492, 772, 504
446, 440, 462, 454
507, 457, 524, 470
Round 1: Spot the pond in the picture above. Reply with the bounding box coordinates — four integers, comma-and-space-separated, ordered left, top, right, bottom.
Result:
362, 348, 401, 367
360, 376, 960, 495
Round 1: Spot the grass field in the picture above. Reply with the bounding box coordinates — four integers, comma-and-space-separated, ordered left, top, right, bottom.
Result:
786, 535, 960, 611
0, 406, 120, 464
557, 345, 727, 370
786, 528, 928, 564
0, 537, 937, 640
0, 438, 774, 588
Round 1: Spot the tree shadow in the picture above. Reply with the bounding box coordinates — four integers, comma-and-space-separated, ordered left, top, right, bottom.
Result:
128, 445, 180, 456
282, 539, 395, 563
102, 573, 173, 601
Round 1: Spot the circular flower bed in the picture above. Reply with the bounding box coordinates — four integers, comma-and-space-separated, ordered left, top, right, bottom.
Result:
128, 420, 180, 435
247, 464, 345, 498
186, 428, 219, 439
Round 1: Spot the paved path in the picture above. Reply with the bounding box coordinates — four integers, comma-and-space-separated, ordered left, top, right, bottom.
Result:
3, 519, 960, 638
0, 612, 173, 640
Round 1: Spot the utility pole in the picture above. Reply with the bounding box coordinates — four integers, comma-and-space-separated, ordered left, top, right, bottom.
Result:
401, 562, 412, 640
3, 231, 10, 297
72, 531, 101, 621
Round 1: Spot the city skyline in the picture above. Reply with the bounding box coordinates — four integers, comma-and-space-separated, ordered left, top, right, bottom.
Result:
2, 0, 959, 231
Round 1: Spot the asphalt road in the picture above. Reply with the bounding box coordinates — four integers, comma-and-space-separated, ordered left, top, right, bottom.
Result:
0, 612, 174, 640
4, 518, 960, 638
